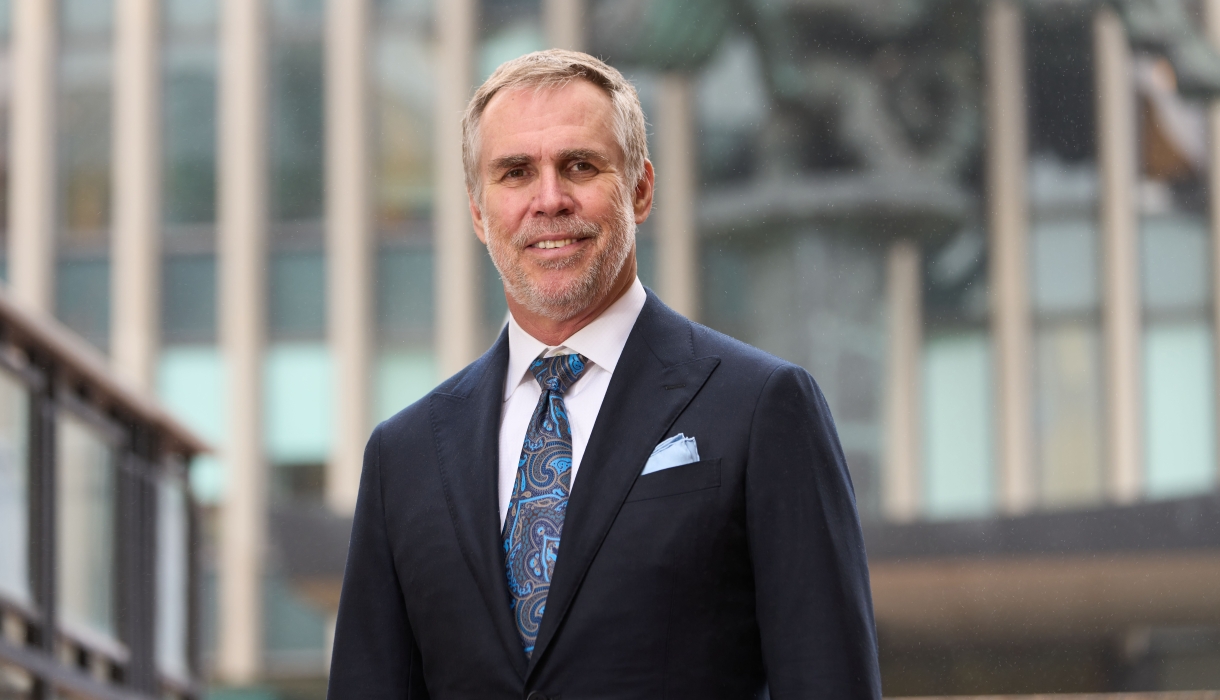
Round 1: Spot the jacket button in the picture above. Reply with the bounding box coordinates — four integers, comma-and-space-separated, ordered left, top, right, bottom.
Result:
526, 693, 548, 700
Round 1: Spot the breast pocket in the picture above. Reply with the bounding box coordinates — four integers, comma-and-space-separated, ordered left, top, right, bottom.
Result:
624, 458, 721, 503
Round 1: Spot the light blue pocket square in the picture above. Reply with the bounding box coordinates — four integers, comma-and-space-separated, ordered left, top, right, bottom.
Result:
641, 433, 701, 475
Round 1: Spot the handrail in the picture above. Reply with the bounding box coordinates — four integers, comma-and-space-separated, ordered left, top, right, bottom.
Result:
0, 288, 208, 455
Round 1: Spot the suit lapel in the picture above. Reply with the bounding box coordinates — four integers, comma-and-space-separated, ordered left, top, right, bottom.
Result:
428, 330, 529, 679
526, 293, 720, 678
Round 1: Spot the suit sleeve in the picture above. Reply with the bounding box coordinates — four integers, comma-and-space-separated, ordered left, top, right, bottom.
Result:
746, 364, 882, 699
328, 425, 431, 700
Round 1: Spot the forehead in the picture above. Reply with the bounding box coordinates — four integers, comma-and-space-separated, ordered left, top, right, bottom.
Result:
479, 80, 621, 164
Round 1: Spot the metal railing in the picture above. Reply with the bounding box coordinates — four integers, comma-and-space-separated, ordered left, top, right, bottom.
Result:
0, 290, 206, 700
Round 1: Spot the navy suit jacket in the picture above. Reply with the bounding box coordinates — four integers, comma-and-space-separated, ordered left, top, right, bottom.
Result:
328, 290, 882, 700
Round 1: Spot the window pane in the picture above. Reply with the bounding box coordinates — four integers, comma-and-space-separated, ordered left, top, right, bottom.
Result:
375, 26, 434, 229
270, 5, 324, 223
265, 344, 331, 464
1142, 215, 1209, 314
56, 412, 116, 638
1144, 323, 1216, 498
156, 470, 190, 679
58, 45, 112, 248
922, 331, 994, 519
375, 350, 435, 421
1031, 218, 1099, 314
0, 370, 29, 604
55, 256, 110, 351
164, 45, 218, 225
163, 254, 218, 343
376, 245, 433, 343
1035, 324, 1104, 508
269, 251, 326, 339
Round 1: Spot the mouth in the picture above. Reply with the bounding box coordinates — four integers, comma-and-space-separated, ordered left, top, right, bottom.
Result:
529, 238, 583, 250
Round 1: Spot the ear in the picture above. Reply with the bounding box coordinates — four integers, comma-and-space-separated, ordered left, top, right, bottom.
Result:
468, 190, 488, 245
631, 160, 655, 224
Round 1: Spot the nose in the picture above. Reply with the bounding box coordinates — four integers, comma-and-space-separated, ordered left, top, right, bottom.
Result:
533, 167, 576, 218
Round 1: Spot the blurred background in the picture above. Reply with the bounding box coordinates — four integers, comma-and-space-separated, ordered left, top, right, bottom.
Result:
0, 0, 1219, 698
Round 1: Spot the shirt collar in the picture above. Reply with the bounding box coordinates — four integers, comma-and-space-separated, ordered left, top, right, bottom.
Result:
504, 277, 647, 400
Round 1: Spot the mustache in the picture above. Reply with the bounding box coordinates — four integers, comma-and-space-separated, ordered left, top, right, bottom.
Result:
509, 215, 602, 249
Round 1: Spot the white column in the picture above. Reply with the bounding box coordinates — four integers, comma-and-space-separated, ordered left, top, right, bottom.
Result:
434, 0, 480, 377
325, 0, 372, 513
883, 239, 922, 521
111, 0, 162, 392
1095, 7, 1143, 504
217, 0, 268, 684
544, 0, 585, 52
1204, 0, 1220, 490
8, 0, 57, 314
655, 73, 698, 320
985, 0, 1035, 514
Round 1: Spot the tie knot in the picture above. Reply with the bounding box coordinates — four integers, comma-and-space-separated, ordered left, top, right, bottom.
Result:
530, 354, 589, 395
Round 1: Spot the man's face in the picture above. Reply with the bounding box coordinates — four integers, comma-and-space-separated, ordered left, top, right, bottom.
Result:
470, 80, 651, 322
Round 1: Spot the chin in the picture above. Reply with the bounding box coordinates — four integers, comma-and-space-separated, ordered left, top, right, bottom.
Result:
511, 280, 599, 322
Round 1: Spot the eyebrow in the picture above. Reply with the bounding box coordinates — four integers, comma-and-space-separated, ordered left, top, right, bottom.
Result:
487, 148, 613, 173
488, 154, 533, 172
557, 148, 611, 165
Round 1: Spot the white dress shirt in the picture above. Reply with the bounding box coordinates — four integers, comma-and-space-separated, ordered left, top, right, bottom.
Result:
498, 277, 647, 527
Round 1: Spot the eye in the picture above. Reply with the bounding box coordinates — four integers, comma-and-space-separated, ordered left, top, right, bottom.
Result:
569, 161, 596, 176
500, 167, 529, 182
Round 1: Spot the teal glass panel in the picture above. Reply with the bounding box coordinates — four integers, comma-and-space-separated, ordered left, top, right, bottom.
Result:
265, 344, 331, 464
269, 251, 326, 339
62, 0, 113, 33
56, 412, 116, 638
478, 22, 545, 82
376, 351, 437, 421
378, 0, 430, 22
163, 254, 217, 342
1141, 214, 1209, 313
1031, 219, 1099, 314
56, 257, 110, 350
166, 0, 216, 29
156, 470, 190, 680
271, 0, 324, 21
376, 246, 433, 340
158, 347, 225, 503
0, 369, 29, 604
263, 574, 326, 664
922, 331, 994, 519
483, 251, 508, 343
635, 234, 657, 290
1144, 323, 1216, 498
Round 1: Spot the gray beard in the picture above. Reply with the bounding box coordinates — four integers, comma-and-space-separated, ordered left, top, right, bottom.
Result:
485, 198, 635, 322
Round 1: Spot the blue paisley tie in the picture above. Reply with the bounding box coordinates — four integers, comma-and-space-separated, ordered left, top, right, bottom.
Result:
503, 353, 589, 656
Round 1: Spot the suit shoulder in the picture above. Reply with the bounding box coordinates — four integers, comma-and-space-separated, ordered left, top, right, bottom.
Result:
689, 321, 798, 378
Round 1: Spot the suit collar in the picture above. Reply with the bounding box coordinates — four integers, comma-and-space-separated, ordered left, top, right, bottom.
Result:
526, 290, 721, 678
503, 277, 648, 400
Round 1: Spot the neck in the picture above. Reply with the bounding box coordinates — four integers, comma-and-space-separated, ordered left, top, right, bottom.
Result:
508, 257, 637, 347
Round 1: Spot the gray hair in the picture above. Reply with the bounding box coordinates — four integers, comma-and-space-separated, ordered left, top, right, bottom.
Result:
461, 49, 649, 203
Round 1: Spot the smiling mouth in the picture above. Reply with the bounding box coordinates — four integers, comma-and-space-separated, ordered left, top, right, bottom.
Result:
530, 238, 582, 250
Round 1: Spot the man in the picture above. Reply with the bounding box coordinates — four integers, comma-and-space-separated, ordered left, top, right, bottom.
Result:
328, 50, 881, 700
